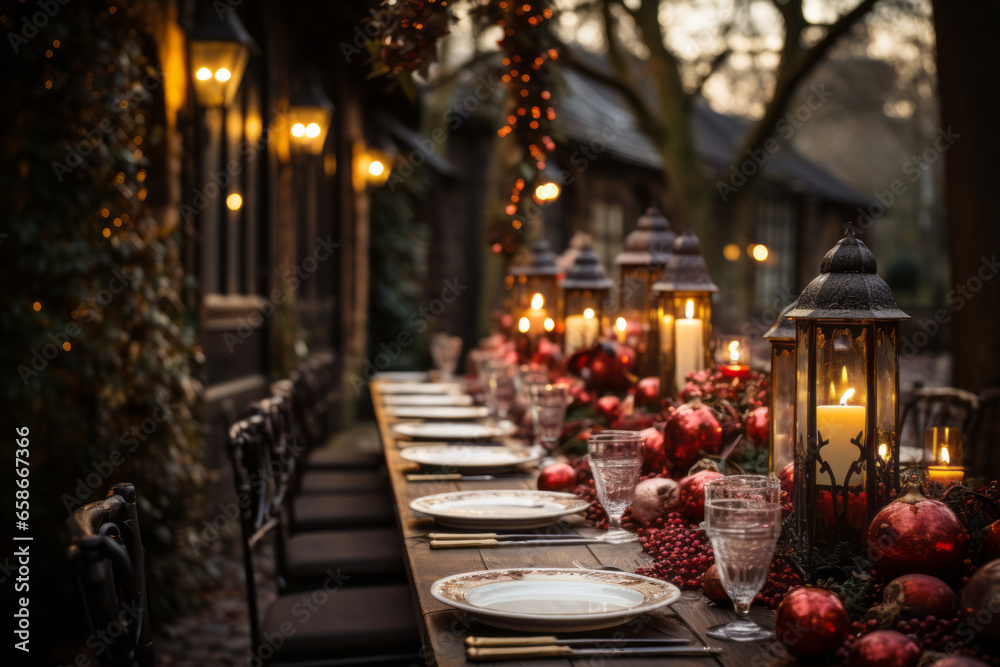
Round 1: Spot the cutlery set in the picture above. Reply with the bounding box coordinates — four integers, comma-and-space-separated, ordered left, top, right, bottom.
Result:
464, 635, 722, 661
429, 531, 610, 549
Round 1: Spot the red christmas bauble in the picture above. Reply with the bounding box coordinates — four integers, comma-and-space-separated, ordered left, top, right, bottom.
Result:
958, 558, 1000, 648
869, 574, 955, 628
678, 470, 724, 522
664, 400, 723, 470
595, 395, 622, 423
639, 426, 666, 473
983, 520, 1000, 560
931, 657, 991, 667
630, 477, 680, 527
701, 564, 729, 604
866, 486, 968, 580
537, 463, 578, 492
774, 586, 849, 660
745, 406, 769, 446
635, 376, 660, 408
716, 401, 743, 445
849, 630, 921, 667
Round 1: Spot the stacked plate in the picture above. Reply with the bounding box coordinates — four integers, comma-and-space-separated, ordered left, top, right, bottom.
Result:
409, 489, 587, 529
391, 421, 516, 441
384, 405, 490, 420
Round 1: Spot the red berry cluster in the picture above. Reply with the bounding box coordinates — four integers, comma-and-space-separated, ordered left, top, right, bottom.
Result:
680, 368, 767, 411
634, 512, 713, 589
756, 557, 803, 607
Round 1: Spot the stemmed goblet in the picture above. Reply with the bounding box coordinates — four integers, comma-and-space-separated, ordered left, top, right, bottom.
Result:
702, 474, 782, 642
587, 430, 643, 544
485, 363, 518, 429
528, 383, 569, 459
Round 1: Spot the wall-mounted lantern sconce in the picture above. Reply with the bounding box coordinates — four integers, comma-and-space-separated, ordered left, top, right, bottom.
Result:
289, 84, 334, 155
353, 144, 394, 189
189, 10, 256, 108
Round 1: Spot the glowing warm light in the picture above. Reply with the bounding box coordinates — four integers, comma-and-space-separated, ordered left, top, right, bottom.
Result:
616, 317, 627, 332
840, 387, 856, 407
685, 299, 694, 319
518, 317, 531, 333
583, 308, 595, 320
368, 160, 385, 177
729, 340, 740, 363
878, 442, 889, 461
214, 68, 232, 82
941, 445, 950, 465
291, 123, 306, 137
226, 193, 243, 211
751, 244, 769, 261
32, 301, 41, 312
531, 293, 544, 309
534, 181, 560, 201
195, 67, 212, 81
723, 243, 741, 261
543, 318, 555, 332
305, 123, 321, 138
63, 342, 71, 351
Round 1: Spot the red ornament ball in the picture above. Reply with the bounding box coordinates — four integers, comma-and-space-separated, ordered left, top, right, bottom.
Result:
664, 400, 723, 470
701, 564, 729, 604
866, 486, 968, 580
595, 395, 622, 423
537, 463, 578, 492
931, 657, 991, 667
678, 470, 724, 522
849, 630, 921, 667
635, 376, 660, 407
774, 586, 849, 661
869, 574, 955, 628
958, 558, 1000, 648
744, 406, 769, 446
630, 477, 680, 527
639, 426, 666, 473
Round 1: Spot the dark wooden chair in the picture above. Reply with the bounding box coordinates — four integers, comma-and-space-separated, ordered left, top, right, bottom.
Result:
899, 386, 980, 454
228, 418, 420, 666
66, 483, 154, 667
971, 388, 1000, 474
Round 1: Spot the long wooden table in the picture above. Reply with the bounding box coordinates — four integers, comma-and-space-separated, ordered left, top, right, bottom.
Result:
371, 379, 778, 667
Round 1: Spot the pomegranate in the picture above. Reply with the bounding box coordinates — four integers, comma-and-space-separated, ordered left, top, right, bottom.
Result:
638, 426, 666, 473
774, 586, 849, 660
536, 463, 578, 493
983, 520, 1000, 560
630, 477, 680, 527
701, 564, 729, 604
744, 406, 769, 446
664, 400, 723, 470
866, 486, 968, 580
595, 395, 622, 423
635, 376, 660, 408
849, 630, 921, 667
958, 558, 1000, 649
869, 574, 955, 628
677, 469, 724, 522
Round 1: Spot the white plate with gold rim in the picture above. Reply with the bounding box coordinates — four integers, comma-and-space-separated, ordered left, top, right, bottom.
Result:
409, 489, 589, 529
375, 371, 430, 382
400, 445, 537, 474
430, 568, 681, 632
391, 421, 516, 441
384, 405, 490, 420
378, 382, 464, 394
382, 394, 474, 406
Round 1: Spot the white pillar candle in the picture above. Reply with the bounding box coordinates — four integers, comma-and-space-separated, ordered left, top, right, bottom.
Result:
673, 300, 704, 390
816, 388, 866, 485
564, 311, 599, 356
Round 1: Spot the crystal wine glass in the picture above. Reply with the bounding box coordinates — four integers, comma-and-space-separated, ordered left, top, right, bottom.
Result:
486, 364, 517, 427
529, 383, 569, 457
430, 333, 462, 380
587, 430, 643, 543
702, 474, 782, 642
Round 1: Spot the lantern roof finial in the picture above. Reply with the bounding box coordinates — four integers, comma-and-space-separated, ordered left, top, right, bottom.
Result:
615, 205, 676, 268
651, 230, 719, 293
560, 241, 614, 289
788, 229, 909, 321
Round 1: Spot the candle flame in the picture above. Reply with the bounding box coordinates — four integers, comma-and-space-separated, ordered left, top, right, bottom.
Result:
878, 442, 888, 460
841, 365, 848, 384
616, 317, 627, 332
685, 299, 694, 319
531, 293, 544, 309
728, 340, 740, 363
941, 444, 950, 465
518, 317, 530, 333
583, 308, 595, 320
840, 387, 855, 406
543, 317, 554, 331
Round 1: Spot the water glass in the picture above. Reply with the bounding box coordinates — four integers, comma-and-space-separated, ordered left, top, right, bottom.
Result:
430, 333, 463, 379
529, 383, 569, 454
587, 430, 643, 543
702, 475, 782, 642
486, 364, 517, 426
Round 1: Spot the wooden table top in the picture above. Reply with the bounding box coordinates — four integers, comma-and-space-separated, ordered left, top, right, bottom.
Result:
371, 379, 779, 667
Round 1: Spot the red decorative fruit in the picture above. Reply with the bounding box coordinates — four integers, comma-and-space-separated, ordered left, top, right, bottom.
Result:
931, 657, 991, 667
678, 470, 724, 522
958, 558, 1000, 648
869, 574, 955, 628
744, 406, 769, 446
774, 586, 849, 661
701, 564, 729, 604
866, 486, 968, 580
630, 477, 680, 527
537, 463, 578, 493
849, 630, 921, 667
983, 520, 1000, 560
639, 426, 666, 473
664, 400, 723, 470
595, 395, 622, 423
635, 376, 660, 408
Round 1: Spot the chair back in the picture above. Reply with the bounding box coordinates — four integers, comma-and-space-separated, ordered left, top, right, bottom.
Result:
900, 386, 980, 452
66, 483, 154, 667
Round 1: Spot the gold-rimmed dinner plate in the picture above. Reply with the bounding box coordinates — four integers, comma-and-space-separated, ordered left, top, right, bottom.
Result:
384, 405, 490, 420
409, 489, 588, 529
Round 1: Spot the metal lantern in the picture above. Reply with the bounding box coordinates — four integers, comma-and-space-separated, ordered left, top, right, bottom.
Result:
764, 301, 797, 474
787, 229, 909, 561
614, 206, 676, 376
652, 231, 719, 396
560, 243, 614, 356
289, 83, 334, 155
508, 239, 561, 345
189, 10, 256, 108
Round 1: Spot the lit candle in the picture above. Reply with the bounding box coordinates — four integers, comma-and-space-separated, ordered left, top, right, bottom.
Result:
673, 299, 704, 390
815, 387, 866, 486
615, 317, 628, 343
564, 308, 599, 356
526, 293, 547, 333
927, 441, 964, 484
721, 339, 751, 379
